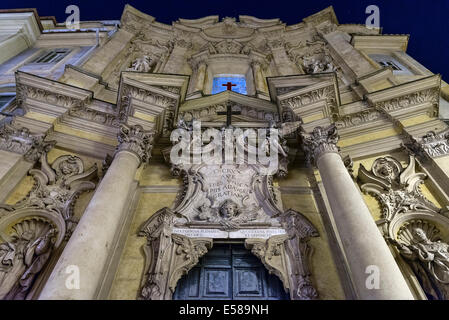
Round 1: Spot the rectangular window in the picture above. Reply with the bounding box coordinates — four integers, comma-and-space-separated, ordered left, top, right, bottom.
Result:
212, 75, 247, 95
369, 54, 412, 75
31, 48, 71, 64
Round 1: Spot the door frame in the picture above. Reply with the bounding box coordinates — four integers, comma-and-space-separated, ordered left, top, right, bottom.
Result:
137, 207, 319, 300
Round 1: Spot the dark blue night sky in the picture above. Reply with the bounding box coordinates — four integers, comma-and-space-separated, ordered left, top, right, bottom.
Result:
2, 0, 448, 80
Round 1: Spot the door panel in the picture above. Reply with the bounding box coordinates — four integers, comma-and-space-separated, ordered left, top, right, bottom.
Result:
173, 243, 289, 300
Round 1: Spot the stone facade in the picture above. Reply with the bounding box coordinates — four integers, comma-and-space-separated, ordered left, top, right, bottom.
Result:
0, 5, 449, 300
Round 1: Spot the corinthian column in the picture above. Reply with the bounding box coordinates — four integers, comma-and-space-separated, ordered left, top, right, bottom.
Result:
39, 124, 154, 300
301, 125, 414, 300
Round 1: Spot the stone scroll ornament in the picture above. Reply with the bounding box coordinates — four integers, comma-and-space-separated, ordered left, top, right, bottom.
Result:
0, 146, 98, 300
358, 155, 449, 299
138, 208, 213, 300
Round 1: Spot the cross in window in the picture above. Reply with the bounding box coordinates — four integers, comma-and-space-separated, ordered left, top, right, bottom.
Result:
222, 82, 237, 91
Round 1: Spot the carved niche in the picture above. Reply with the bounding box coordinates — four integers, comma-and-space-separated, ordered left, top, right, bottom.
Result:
138, 124, 320, 300
358, 155, 449, 299
0, 146, 98, 299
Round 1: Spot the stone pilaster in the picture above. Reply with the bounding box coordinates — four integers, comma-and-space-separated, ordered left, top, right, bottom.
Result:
39, 124, 154, 300
163, 35, 191, 74
301, 124, 414, 299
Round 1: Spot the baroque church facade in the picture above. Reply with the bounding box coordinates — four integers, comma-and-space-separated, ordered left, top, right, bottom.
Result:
1, 5, 449, 300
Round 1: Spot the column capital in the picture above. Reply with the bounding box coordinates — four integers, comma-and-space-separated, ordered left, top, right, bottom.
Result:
116, 124, 154, 164
301, 124, 340, 166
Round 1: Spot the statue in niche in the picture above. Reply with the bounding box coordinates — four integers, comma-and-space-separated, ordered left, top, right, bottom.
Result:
0, 231, 34, 299
302, 55, 336, 74
394, 227, 449, 299
5, 228, 56, 300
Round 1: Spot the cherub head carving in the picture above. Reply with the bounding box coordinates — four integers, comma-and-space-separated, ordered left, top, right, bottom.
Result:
219, 200, 239, 220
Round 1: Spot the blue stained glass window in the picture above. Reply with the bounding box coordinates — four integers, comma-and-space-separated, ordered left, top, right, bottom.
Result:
212, 75, 247, 95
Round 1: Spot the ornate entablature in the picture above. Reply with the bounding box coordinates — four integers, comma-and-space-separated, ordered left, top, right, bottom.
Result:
358, 156, 449, 300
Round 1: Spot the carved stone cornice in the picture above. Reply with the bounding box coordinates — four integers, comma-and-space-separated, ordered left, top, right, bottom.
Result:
118, 83, 178, 123
301, 124, 340, 166
16, 83, 87, 113
374, 88, 439, 115
115, 124, 154, 164
334, 108, 386, 129
278, 82, 338, 122
69, 105, 120, 128
178, 101, 279, 123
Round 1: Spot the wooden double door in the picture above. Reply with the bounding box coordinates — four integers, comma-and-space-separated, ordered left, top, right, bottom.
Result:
173, 243, 289, 300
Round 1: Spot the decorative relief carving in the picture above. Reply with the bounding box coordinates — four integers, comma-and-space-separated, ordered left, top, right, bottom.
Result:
69, 105, 120, 128
16, 84, 86, 111
0, 149, 97, 299
245, 234, 290, 291
278, 84, 338, 121
335, 109, 385, 129
374, 88, 439, 115
404, 130, 449, 158
389, 221, 449, 300
301, 124, 340, 166
0, 218, 57, 300
118, 84, 178, 123
286, 37, 338, 75
178, 102, 279, 123
280, 208, 319, 299
127, 55, 154, 73
358, 155, 442, 223
0, 152, 98, 238
0, 125, 42, 157
116, 124, 154, 164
